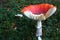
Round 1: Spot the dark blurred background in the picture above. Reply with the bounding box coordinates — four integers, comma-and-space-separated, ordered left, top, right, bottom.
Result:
0, 0, 60, 40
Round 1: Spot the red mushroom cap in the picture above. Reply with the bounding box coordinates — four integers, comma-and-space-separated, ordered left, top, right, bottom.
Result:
21, 4, 56, 20
21, 4, 54, 15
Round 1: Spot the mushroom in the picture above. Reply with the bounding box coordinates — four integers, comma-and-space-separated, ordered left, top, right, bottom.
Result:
16, 3, 57, 40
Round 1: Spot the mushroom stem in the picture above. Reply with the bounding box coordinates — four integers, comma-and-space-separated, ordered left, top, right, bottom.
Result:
38, 37, 42, 40
36, 20, 42, 40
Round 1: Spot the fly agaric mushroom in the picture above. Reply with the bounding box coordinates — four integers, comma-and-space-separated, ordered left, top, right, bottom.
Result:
16, 3, 57, 40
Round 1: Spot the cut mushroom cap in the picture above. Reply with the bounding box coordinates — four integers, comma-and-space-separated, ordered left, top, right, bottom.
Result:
21, 4, 57, 20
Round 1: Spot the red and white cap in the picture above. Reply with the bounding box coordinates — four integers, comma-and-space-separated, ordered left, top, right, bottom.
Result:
21, 4, 57, 20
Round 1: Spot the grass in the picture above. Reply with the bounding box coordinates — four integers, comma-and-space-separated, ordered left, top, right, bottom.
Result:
0, 0, 60, 40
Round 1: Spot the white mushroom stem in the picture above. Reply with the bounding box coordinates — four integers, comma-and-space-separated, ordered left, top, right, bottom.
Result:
38, 37, 42, 40
36, 20, 42, 40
